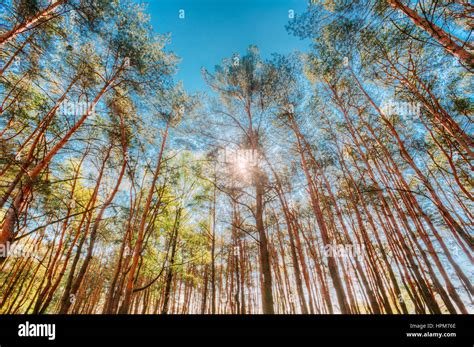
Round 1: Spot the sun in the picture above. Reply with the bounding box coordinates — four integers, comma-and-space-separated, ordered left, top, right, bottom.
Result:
236, 156, 250, 174
226, 149, 259, 181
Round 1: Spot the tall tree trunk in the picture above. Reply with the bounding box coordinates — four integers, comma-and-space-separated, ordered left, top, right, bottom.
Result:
388, 0, 474, 67
162, 208, 181, 314
0, 0, 67, 47
119, 122, 169, 313
255, 175, 275, 314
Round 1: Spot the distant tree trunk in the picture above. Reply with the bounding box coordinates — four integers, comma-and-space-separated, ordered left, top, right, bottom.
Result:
289, 116, 350, 314
270, 169, 309, 314
59, 152, 127, 314
59, 116, 128, 314
200, 264, 209, 314
162, 208, 181, 314
210, 172, 217, 314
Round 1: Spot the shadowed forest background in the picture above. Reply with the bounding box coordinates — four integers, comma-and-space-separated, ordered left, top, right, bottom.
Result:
0, 0, 472, 314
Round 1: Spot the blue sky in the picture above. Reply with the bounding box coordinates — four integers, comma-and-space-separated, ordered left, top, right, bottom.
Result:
144, 0, 310, 92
